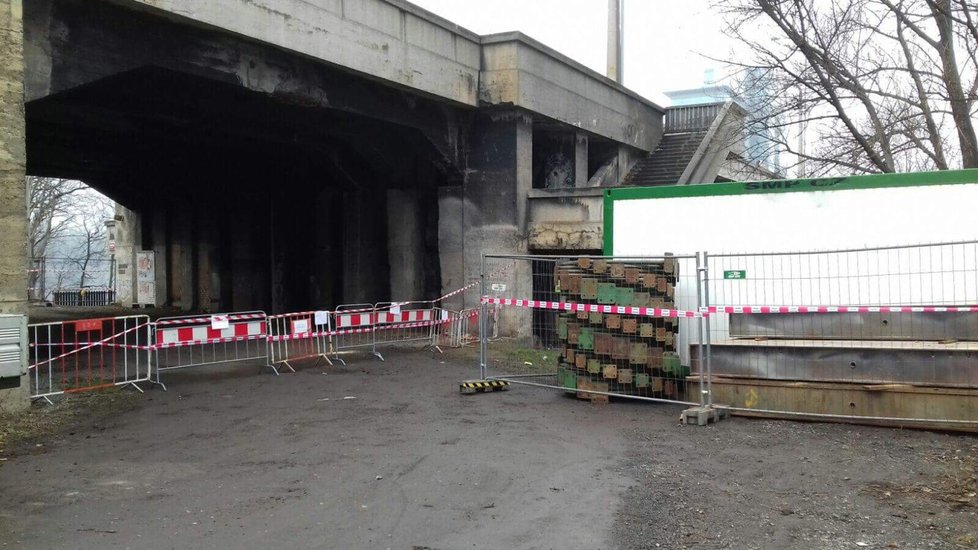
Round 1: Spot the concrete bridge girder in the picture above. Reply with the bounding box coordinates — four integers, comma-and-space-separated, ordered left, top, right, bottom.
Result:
13, 0, 663, 317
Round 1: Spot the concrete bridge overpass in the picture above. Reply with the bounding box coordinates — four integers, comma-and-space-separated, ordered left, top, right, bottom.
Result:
1, 0, 664, 320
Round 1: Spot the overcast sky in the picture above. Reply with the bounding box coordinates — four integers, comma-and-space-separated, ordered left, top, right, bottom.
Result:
408, 0, 736, 106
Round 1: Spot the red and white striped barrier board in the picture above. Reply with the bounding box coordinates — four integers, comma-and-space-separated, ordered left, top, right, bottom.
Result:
156, 320, 266, 349
154, 313, 266, 326
336, 312, 376, 329
377, 309, 434, 324
482, 297, 704, 318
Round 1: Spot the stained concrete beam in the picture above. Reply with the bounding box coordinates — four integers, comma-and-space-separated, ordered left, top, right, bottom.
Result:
480, 33, 664, 152
121, 0, 481, 106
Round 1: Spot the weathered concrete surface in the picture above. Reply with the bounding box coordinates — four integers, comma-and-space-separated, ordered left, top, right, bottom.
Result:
481, 33, 663, 152
0, 0, 26, 315
124, 0, 482, 107
528, 222, 603, 251
527, 188, 604, 224
387, 188, 423, 301
432, 111, 534, 335
0, 0, 28, 412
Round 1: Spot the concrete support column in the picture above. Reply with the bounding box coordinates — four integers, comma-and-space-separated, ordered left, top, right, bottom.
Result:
231, 199, 261, 311
574, 132, 589, 187
342, 188, 390, 305
0, 0, 28, 412
387, 188, 423, 301
112, 204, 141, 306
437, 186, 465, 311
196, 207, 219, 312
617, 144, 638, 184
151, 209, 168, 307
313, 187, 339, 308
455, 110, 533, 338
168, 207, 194, 310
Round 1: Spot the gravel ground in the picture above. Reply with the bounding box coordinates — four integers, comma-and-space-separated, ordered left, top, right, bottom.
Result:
0, 348, 974, 549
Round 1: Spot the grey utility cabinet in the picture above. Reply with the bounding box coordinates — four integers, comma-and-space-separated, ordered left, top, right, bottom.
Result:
0, 314, 28, 378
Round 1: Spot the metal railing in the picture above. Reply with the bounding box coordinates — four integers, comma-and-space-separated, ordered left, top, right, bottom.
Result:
28, 315, 152, 403
478, 244, 978, 431
152, 311, 271, 390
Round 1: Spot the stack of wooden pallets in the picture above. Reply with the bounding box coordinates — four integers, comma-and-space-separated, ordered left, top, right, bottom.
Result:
553, 258, 688, 403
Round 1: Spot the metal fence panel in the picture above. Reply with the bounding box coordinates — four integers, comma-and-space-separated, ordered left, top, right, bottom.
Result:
153, 311, 269, 389
332, 304, 381, 363
267, 310, 333, 371
703, 241, 978, 430
481, 254, 704, 406
28, 315, 152, 402
373, 301, 442, 357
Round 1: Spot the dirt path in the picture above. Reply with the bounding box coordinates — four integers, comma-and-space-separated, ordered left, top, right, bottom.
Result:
0, 349, 974, 549
0, 351, 638, 549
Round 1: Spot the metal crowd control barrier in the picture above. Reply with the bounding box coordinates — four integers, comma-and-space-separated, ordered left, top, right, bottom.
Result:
28, 315, 152, 403
437, 308, 480, 348
332, 304, 381, 364
267, 310, 334, 371
373, 301, 444, 357
152, 311, 270, 390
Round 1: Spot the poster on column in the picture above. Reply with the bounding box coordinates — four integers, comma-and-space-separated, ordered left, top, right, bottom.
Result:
136, 251, 156, 305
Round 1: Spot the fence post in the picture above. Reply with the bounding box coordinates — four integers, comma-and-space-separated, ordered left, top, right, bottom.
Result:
696, 252, 705, 408
480, 254, 487, 380
702, 251, 713, 408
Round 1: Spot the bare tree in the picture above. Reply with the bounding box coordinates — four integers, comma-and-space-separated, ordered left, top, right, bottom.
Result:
61, 191, 113, 291
27, 176, 86, 299
27, 177, 114, 300
714, 0, 978, 175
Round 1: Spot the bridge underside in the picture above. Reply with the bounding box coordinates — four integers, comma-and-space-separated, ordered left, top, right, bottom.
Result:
28, 65, 452, 313
13, 0, 653, 316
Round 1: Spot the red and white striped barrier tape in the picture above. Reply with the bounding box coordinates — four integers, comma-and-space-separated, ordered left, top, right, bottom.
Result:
29, 341, 153, 351
267, 330, 333, 343
481, 297, 703, 318
702, 305, 978, 315
329, 327, 375, 336
267, 311, 323, 319
29, 323, 151, 368
374, 319, 451, 332
154, 313, 265, 326
435, 261, 517, 302
483, 297, 978, 318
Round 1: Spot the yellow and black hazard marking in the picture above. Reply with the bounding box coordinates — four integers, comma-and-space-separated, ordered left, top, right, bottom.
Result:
459, 379, 510, 394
